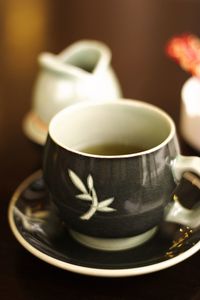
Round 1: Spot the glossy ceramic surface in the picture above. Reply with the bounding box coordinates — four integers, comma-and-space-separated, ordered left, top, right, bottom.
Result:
8, 171, 200, 277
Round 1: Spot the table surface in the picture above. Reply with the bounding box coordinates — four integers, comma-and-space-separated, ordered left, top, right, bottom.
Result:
0, 1, 200, 299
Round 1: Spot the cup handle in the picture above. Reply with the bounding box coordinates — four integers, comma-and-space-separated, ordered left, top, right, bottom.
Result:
165, 155, 200, 228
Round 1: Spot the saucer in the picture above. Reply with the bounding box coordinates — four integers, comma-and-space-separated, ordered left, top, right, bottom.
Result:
8, 171, 200, 277
23, 111, 48, 145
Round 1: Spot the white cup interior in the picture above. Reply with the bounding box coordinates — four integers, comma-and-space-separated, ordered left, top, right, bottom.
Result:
49, 100, 175, 156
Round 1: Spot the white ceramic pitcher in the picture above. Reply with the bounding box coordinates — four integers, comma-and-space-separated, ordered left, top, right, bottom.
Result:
23, 40, 122, 145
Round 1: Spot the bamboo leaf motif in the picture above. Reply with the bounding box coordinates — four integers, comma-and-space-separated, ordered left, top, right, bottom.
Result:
80, 207, 97, 220
68, 169, 87, 194
91, 187, 98, 207
98, 198, 114, 208
87, 174, 93, 191
68, 169, 117, 220
76, 194, 93, 201
97, 207, 116, 212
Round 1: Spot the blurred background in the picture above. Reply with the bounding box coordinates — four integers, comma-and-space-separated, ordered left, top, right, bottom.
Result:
1, 0, 200, 196
0, 0, 200, 197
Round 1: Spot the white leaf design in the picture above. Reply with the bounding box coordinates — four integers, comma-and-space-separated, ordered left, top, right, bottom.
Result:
87, 174, 93, 191
68, 169, 87, 194
81, 207, 97, 220
98, 198, 114, 208
97, 207, 116, 212
91, 187, 98, 206
76, 194, 93, 201
68, 168, 117, 220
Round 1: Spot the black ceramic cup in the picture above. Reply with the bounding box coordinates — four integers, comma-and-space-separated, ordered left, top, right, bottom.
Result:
43, 99, 200, 251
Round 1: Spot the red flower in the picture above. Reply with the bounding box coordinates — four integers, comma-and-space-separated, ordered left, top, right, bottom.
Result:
166, 33, 200, 77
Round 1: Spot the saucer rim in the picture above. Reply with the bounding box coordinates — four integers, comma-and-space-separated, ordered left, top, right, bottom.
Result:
22, 111, 47, 145
8, 170, 200, 277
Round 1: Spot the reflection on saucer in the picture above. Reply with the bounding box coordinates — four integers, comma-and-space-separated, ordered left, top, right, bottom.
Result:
165, 226, 193, 258
8, 171, 200, 277
23, 111, 48, 145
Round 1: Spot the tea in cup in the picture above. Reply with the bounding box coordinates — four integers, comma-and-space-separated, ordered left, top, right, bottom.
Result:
43, 99, 200, 251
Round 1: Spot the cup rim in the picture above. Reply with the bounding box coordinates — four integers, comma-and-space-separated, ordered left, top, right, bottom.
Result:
48, 99, 176, 159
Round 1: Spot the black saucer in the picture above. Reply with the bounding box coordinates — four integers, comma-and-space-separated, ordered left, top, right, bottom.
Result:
8, 171, 200, 277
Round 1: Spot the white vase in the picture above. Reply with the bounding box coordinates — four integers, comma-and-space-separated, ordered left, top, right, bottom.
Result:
180, 76, 200, 151
23, 40, 122, 145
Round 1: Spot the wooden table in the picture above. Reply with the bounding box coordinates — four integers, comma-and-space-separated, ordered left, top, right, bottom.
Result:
0, 1, 200, 299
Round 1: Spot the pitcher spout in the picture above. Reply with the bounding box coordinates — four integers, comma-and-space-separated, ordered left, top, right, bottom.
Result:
59, 40, 111, 74
38, 52, 90, 79
38, 40, 112, 78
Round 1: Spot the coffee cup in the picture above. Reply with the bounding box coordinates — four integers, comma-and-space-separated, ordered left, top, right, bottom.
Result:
43, 99, 200, 251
